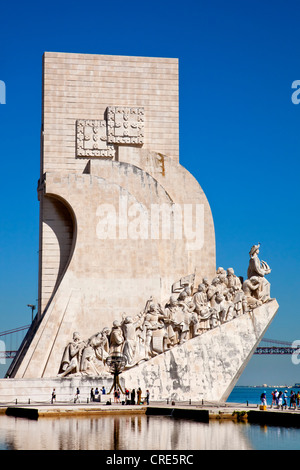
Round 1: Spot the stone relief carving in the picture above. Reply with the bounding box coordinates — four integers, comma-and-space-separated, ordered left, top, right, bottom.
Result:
76, 120, 115, 158
106, 106, 144, 144
58, 244, 272, 377
76, 106, 144, 158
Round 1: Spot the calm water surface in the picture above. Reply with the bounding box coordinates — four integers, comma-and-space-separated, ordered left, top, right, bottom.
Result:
0, 412, 300, 450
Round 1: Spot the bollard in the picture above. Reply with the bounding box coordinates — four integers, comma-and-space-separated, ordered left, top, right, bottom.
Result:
28, 399, 30, 404
189, 399, 191, 405
15, 399, 17, 405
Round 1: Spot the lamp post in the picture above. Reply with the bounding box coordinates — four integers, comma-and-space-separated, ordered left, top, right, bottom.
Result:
27, 304, 36, 322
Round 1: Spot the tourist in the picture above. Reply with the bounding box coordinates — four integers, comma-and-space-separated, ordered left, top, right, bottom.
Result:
271, 390, 276, 407
101, 386, 106, 395
146, 389, 150, 405
75, 387, 80, 403
274, 389, 279, 406
51, 388, 56, 404
277, 391, 283, 409
283, 390, 288, 410
297, 390, 300, 409
290, 390, 297, 410
90, 388, 95, 402
137, 387, 142, 404
131, 388, 136, 405
260, 390, 267, 407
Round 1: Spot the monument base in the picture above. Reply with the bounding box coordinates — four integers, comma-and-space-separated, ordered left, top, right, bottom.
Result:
0, 376, 113, 404
0, 299, 278, 404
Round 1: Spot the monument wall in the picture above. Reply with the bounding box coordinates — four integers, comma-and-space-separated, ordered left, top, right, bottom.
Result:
8, 52, 216, 379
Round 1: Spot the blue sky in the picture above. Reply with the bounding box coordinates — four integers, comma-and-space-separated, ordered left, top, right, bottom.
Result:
0, 0, 300, 384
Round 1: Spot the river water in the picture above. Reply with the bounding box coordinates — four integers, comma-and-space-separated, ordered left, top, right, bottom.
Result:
1, 387, 300, 450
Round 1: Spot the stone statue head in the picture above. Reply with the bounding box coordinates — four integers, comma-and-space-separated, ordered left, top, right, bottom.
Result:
249, 243, 260, 257
72, 332, 81, 342
178, 290, 187, 300
227, 268, 234, 276
197, 284, 205, 292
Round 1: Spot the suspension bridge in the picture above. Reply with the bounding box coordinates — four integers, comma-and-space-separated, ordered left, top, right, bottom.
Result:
0, 325, 298, 362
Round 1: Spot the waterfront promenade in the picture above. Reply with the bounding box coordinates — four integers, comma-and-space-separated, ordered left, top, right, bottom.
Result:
2, 399, 300, 426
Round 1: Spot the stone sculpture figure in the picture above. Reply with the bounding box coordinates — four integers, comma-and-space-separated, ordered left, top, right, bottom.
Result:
243, 276, 263, 309
247, 243, 271, 302
142, 303, 165, 359
109, 321, 124, 354
121, 314, 144, 366
81, 327, 111, 374
193, 284, 211, 334
163, 296, 179, 348
59, 332, 86, 377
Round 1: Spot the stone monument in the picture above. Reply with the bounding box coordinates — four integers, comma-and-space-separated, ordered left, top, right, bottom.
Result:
2, 52, 278, 403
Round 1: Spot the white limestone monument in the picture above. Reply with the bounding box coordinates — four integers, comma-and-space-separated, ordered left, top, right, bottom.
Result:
3, 53, 278, 403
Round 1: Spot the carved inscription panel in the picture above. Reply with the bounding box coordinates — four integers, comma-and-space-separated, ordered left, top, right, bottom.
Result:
76, 120, 115, 158
107, 107, 144, 144
76, 107, 144, 158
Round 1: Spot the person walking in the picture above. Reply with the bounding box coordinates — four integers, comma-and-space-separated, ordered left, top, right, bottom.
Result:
283, 390, 288, 410
274, 389, 279, 406
51, 388, 56, 404
290, 390, 297, 410
271, 390, 276, 408
75, 387, 80, 403
278, 391, 283, 409
137, 387, 142, 405
90, 388, 95, 402
146, 389, 150, 405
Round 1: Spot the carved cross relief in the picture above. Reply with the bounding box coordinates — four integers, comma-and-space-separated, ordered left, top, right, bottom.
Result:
76, 107, 144, 158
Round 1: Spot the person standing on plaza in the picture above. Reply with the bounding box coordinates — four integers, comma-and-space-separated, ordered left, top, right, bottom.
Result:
297, 390, 300, 409
51, 388, 56, 404
271, 390, 276, 407
260, 390, 267, 407
137, 387, 142, 405
277, 391, 283, 409
131, 388, 136, 405
283, 390, 288, 410
146, 389, 150, 405
274, 389, 279, 406
290, 390, 297, 410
